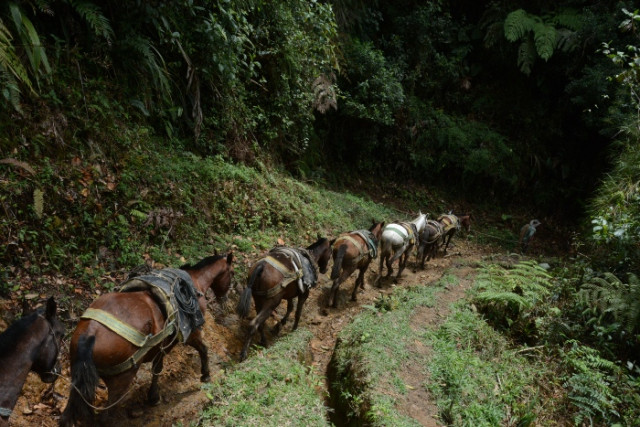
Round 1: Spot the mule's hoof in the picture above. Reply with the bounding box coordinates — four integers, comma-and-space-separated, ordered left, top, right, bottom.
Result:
201, 374, 211, 383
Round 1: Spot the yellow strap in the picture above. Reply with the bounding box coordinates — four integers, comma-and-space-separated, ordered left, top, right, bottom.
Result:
97, 321, 176, 376
264, 256, 303, 280
81, 308, 148, 347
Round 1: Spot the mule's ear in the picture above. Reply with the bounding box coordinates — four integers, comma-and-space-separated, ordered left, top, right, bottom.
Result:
330, 238, 336, 246
214, 248, 219, 256
227, 252, 234, 265
317, 233, 322, 240
371, 218, 376, 225
45, 297, 57, 319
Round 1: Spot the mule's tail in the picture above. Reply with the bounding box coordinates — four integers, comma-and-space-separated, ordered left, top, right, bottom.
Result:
330, 244, 347, 280
60, 335, 98, 427
237, 263, 263, 318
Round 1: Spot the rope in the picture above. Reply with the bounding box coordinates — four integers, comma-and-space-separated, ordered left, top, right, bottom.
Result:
51, 371, 134, 412
174, 279, 202, 330
468, 229, 516, 244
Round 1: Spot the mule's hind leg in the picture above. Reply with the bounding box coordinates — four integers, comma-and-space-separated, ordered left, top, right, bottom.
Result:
274, 298, 294, 335
351, 266, 367, 301
396, 249, 410, 281
292, 289, 309, 330
329, 267, 355, 308
187, 330, 210, 382
240, 299, 280, 361
147, 354, 164, 405
101, 370, 137, 423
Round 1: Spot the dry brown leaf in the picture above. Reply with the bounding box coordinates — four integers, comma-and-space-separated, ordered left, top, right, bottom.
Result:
0, 158, 36, 175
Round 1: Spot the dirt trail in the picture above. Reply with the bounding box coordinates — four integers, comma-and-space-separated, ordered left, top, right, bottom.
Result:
9, 238, 489, 426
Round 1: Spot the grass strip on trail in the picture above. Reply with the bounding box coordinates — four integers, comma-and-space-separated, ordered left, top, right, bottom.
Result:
329, 266, 548, 426
200, 329, 330, 427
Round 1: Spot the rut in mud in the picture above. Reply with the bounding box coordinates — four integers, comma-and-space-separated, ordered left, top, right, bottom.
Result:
9, 238, 488, 426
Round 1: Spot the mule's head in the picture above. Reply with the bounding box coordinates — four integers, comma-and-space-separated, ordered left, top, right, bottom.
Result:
414, 211, 427, 233
211, 253, 234, 302
460, 214, 472, 232
369, 219, 385, 241
308, 237, 332, 274
32, 297, 65, 383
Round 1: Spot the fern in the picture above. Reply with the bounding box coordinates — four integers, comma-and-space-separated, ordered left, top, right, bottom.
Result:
119, 35, 171, 103
473, 261, 552, 337
533, 22, 556, 61
517, 39, 536, 75
504, 9, 533, 42
561, 341, 621, 425
578, 272, 640, 336
65, 0, 113, 43
504, 8, 581, 74
550, 10, 584, 31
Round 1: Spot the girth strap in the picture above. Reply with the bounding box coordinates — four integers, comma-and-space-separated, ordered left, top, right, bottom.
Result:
81, 308, 177, 376
254, 253, 304, 298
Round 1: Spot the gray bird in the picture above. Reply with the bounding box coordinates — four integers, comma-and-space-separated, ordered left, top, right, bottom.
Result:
519, 219, 541, 254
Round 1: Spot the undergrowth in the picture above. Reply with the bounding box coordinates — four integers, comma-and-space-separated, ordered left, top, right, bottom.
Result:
0, 142, 396, 299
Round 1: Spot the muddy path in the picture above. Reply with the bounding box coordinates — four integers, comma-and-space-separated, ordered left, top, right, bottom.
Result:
9, 238, 491, 426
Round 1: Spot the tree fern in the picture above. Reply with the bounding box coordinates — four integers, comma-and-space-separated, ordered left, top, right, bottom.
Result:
533, 22, 556, 61
503, 8, 582, 74
504, 9, 534, 42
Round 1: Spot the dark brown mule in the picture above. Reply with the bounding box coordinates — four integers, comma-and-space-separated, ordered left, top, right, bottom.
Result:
236, 237, 332, 361
438, 213, 472, 254
59, 253, 233, 426
0, 297, 64, 427
415, 220, 443, 270
328, 220, 384, 308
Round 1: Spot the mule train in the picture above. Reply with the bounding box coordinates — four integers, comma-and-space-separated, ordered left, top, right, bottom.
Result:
2, 211, 474, 425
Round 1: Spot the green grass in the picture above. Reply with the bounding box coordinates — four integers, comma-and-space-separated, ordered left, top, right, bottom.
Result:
329, 280, 445, 426
328, 267, 558, 426
200, 329, 330, 427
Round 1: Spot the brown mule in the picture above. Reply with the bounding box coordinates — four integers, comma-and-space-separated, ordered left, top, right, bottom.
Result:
59, 253, 233, 426
328, 220, 384, 308
236, 237, 332, 361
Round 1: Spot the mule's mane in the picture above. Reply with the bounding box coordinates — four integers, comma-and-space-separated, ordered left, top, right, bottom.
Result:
306, 237, 328, 251
0, 310, 41, 357
180, 254, 225, 271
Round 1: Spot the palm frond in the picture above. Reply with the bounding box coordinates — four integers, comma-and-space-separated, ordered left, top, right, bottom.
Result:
8, 3, 51, 87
